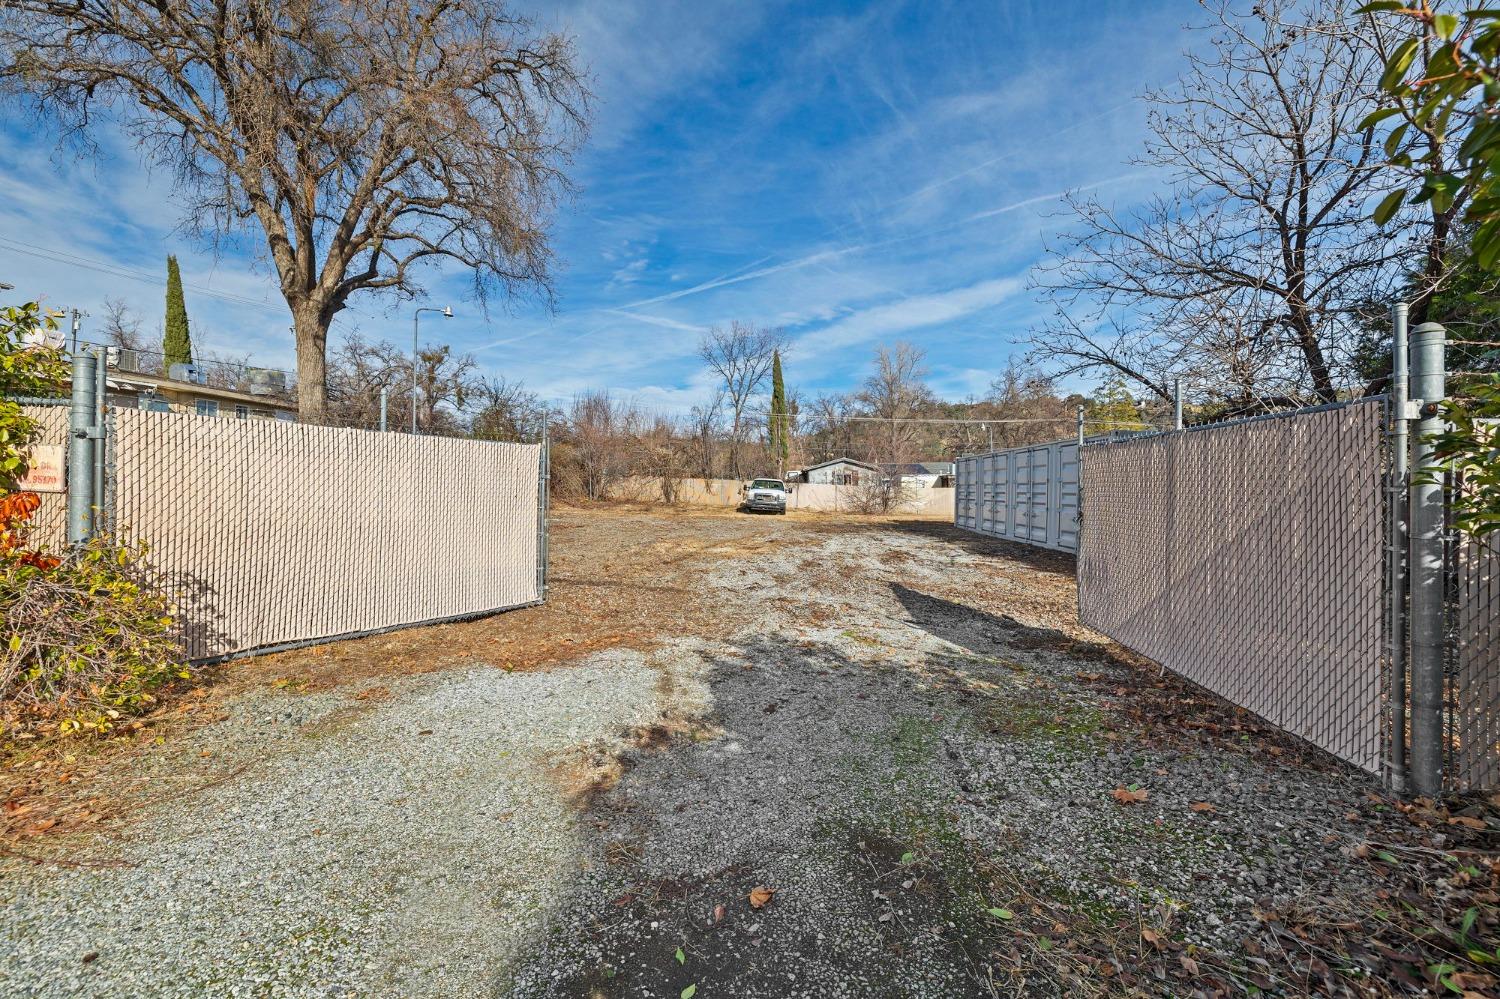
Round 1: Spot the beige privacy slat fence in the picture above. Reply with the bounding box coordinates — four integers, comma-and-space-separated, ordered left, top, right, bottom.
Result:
1452, 534, 1500, 790
19, 404, 68, 549
1077, 399, 1389, 774
109, 409, 544, 661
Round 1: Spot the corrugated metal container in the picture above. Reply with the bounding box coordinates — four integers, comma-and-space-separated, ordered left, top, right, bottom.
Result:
954, 438, 1079, 553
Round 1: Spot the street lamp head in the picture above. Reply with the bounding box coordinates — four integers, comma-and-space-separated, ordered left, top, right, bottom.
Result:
441, 306, 454, 318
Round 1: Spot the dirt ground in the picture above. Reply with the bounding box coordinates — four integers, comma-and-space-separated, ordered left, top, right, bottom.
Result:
3, 505, 1498, 998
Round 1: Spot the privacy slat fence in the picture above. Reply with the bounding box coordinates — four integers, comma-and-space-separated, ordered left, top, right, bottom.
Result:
1452, 533, 1500, 790
1076, 400, 1390, 773
22, 404, 545, 662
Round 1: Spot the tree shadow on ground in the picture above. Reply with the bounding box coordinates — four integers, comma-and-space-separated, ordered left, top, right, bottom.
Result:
889, 581, 1123, 664
520, 631, 1010, 999
830, 517, 1077, 578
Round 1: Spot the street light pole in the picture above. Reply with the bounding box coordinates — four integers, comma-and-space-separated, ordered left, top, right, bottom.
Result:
411, 305, 453, 434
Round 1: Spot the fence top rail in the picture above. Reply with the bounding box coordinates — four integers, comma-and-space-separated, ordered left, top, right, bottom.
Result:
956, 429, 1145, 462
1080, 394, 1389, 449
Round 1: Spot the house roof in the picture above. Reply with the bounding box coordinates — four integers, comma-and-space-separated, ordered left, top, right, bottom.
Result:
880, 461, 955, 476
802, 456, 879, 473
65, 370, 298, 410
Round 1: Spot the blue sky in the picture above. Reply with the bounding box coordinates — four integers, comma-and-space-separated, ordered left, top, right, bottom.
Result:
0, 0, 1201, 413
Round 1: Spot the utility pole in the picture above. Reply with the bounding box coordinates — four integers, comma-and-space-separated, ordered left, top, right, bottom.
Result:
69, 308, 86, 354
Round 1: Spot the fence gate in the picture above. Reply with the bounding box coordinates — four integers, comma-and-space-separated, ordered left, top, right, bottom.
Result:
1077, 400, 1390, 774
23, 392, 548, 663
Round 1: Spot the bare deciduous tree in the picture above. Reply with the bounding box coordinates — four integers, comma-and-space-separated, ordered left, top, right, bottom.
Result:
855, 342, 933, 466
1, 0, 588, 421
326, 333, 475, 431
1031, 0, 1410, 407
687, 390, 724, 480
471, 377, 545, 442
101, 297, 143, 351
698, 321, 787, 478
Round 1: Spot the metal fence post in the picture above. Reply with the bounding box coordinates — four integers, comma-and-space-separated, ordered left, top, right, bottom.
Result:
91, 347, 108, 527
1076, 405, 1085, 447
1388, 303, 1410, 792
66, 351, 97, 545
1408, 320, 1447, 797
536, 421, 550, 600
1173, 377, 1184, 431
378, 387, 388, 432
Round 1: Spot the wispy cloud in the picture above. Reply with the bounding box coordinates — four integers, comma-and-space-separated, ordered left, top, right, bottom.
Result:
2, 0, 1201, 411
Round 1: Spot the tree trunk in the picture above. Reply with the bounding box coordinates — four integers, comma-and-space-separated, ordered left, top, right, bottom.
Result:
293, 308, 330, 424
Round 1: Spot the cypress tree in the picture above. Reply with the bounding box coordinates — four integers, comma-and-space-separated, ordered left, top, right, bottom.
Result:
163, 254, 194, 368
769, 349, 788, 473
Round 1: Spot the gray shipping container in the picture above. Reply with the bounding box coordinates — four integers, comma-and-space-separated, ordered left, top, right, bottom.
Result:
954, 438, 1079, 553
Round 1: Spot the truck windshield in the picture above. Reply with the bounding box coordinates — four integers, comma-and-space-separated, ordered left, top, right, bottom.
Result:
749, 480, 783, 489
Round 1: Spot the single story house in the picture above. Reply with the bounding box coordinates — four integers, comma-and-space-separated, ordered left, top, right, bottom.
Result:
880, 461, 956, 488
60, 350, 297, 421
798, 457, 880, 486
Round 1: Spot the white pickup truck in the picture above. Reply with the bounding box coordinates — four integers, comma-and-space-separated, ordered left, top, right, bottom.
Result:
741, 478, 788, 514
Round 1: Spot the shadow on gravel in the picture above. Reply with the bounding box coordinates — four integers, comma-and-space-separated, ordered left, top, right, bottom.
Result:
841, 518, 1076, 577
503, 634, 1011, 999
890, 582, 1124, 664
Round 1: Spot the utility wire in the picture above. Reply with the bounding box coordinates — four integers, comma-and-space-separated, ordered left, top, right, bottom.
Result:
0, 234, 364, 335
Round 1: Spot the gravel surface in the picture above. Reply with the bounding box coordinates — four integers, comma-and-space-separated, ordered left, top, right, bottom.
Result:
2, 509, 1422, 997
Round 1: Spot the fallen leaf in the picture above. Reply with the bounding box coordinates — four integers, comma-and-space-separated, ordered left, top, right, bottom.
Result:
681, 986, 697, 999
674, 947, 685, 965
1180, 953, 1199, 975
712, 904, 725, 923
1189, 801, 1216, 814
748, 886, 774, 909
1141, 927, 1164, 948
987, 907, 1014, 920
1112, 787, 1149, 805
1449, 815, 1487, 830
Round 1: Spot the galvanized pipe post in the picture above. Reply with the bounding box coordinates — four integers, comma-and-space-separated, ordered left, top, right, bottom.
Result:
1388, 304, 1410, 791
1173, 377, 1184, 431
1408, 320, 1447, 798
91, 347, 107, 529
66, 351, 97, 545
536, 420, 551, 599
378, 387, 389, 432
1076, 405, 1085, 447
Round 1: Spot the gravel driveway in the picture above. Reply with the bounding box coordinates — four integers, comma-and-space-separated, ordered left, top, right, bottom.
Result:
0, 508, 1465, 997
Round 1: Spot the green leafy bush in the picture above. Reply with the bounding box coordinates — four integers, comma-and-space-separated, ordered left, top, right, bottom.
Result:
1433, 377, 1500, 540
0, 302, 68, 490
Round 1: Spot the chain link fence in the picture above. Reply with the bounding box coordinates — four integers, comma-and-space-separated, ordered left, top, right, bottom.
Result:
1450, 521, 1500, 790
20, 400, 546, 662
1077, 399, 1390, 774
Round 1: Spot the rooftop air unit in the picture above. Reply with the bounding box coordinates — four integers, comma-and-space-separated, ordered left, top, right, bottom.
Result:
168, 362, 208, 386
246, 368, 287, 397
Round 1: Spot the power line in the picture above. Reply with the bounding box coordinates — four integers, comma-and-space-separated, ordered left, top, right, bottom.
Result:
0, 235, 285, 311
0, 235, 365, 335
